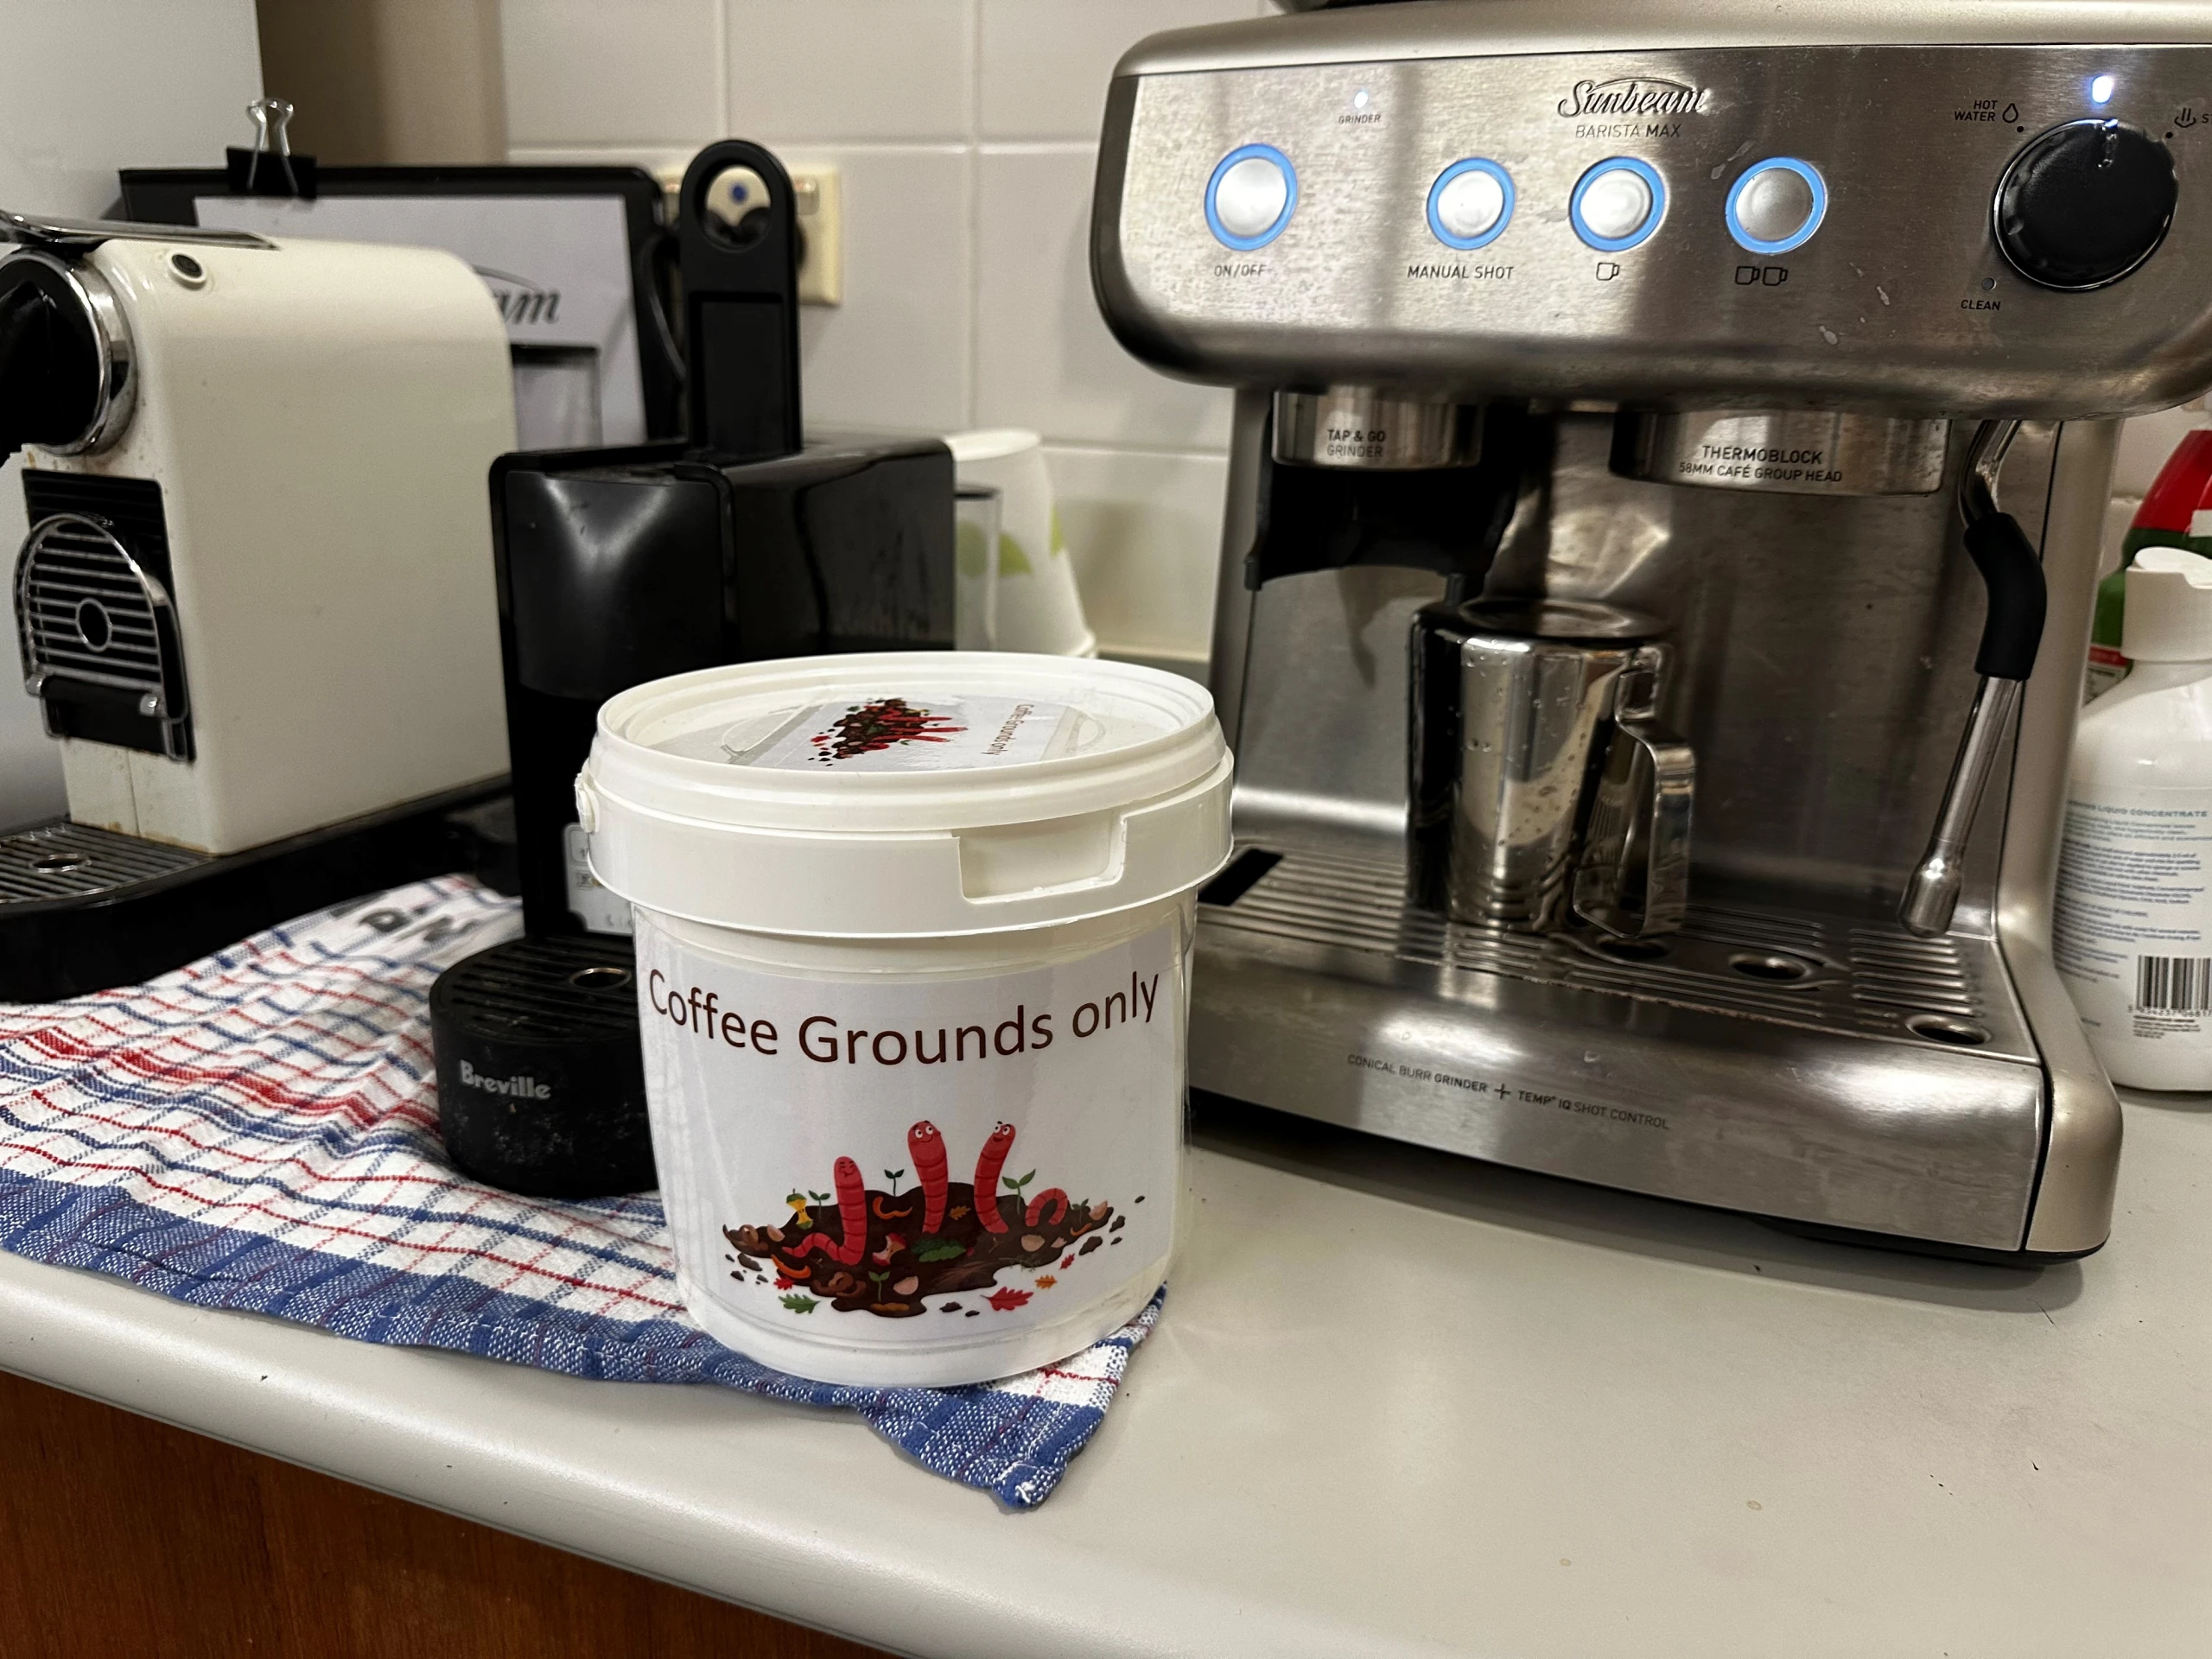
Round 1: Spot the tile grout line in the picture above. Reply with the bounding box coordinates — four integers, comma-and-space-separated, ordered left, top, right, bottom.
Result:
715, 0, 732, 138
965, 0, 984, 429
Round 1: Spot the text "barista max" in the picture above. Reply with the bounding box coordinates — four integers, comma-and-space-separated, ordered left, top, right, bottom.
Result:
645, 968, 1161, 1066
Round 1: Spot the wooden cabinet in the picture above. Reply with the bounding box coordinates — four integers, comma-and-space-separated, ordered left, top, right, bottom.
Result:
0, 1370, 893, 1659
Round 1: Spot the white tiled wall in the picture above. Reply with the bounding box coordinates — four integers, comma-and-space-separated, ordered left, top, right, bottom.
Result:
502, 0, 1271, 666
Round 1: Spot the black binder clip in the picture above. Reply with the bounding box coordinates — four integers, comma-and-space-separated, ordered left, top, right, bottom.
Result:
225, 98, 317, 199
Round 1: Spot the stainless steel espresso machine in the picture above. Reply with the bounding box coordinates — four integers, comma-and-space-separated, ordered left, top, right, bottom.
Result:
1092, 0, 2212, 1258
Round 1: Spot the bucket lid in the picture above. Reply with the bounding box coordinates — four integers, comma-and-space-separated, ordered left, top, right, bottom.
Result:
579, 652, 1232, 938
2126, 546, 2212, 662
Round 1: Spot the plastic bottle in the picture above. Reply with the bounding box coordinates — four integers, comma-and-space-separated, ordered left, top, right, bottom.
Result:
2088, 402, 2212, 700
2057, 547, 2212, 1089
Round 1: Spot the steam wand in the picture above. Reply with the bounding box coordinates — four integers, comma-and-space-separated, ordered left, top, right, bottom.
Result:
1900, 419, 2045, 937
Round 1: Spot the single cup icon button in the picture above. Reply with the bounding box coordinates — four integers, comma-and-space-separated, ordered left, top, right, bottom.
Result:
1571, 158, 1666, 251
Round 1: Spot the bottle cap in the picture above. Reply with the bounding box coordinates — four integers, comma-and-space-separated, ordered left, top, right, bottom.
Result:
2124, 545, 2212, 660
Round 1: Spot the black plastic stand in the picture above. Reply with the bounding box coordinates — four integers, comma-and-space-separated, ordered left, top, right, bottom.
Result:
0, 779, 512, 1002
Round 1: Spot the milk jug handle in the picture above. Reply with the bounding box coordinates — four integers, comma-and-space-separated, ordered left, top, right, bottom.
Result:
1572, 662, 1694, 939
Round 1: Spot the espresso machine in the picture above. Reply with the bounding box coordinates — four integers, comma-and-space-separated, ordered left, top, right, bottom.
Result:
1093, 0, 2212, 1258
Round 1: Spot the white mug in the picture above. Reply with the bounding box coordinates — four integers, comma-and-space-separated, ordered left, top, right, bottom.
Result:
945, 428, 1097, 658
954, 485, 1001, 651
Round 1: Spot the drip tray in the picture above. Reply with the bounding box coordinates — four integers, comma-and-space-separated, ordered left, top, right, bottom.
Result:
1198, 843, 2035, 1061
0, 820, 207, 902
0, 785, 506, 1002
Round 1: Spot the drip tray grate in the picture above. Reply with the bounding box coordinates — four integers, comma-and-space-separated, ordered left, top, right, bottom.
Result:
1198, 844, 2033, 1059
0, 820, 207, 904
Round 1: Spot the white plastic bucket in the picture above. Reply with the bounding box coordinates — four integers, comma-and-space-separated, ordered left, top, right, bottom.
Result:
578, 652, 1231, 1385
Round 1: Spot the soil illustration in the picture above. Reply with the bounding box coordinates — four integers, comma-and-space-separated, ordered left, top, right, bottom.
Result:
723, 1120, 1117, 1319
807, 697, 964, 763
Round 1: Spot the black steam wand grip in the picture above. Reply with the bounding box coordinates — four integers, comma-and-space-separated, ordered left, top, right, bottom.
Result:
1961, 471, 2048, 682
1902, 421, 2043, 938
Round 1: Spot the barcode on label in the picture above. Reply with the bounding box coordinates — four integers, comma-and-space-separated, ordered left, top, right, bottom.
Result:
2135, 955, 2212, 1014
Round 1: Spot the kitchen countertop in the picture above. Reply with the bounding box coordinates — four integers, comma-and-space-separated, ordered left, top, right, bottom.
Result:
3, 1090, 2207, 1658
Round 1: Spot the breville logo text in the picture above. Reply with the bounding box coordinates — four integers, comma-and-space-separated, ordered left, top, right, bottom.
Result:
1557, 78, 1706, 118
459, 1058, 552, 1100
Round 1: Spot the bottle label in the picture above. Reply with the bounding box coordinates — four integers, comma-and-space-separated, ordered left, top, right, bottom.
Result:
634, 910, 1181, 1347
2084, 644, 2131, 703
2055, 787, 2212, 1049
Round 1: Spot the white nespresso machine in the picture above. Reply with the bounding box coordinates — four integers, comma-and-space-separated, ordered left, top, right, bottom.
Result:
1091, 0, 2212, 1258
1, 213, 516, 995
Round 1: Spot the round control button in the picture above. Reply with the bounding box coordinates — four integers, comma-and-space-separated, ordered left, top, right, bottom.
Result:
1726, 157, 1827, 255
1427, 158, 1515, 250
1571, 157, 1665, 252
1580, 169, 1650, 239
1995, 118, 2176, 290
1206, 144, 1296, 250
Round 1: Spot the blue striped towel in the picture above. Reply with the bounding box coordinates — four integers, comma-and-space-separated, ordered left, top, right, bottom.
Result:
0, 875, 1160, 1508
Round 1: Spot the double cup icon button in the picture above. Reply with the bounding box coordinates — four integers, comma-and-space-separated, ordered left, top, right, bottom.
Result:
1726, 157, 1827, 256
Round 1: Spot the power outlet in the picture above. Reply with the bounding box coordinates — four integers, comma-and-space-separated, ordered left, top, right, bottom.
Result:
653, 160, 842, 306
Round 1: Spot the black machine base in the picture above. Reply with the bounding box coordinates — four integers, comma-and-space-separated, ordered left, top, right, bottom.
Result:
429, 933, 653, 1200
0, 781, 514, 1003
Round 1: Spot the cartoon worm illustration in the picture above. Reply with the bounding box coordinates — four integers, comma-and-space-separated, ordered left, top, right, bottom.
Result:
908, 1120, 949, 1234
972, 1122, 1016, 1233
784, 1156, 868, 1265
1025, 1188, 1069, 1229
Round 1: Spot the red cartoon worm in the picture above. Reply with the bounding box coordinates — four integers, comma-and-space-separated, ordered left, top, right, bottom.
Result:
972, 1122, 1016, 1233
908, 1120, 949, 1234
784, 1156, 868, 1266
1025, 1188, 1069, 1229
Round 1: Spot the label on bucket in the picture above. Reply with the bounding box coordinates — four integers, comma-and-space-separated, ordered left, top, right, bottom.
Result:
733, 695, 1071, 772
635, 912, 1180, 1351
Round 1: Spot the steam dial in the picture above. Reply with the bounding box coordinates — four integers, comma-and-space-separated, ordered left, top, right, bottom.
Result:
1994, 119, 2177, 290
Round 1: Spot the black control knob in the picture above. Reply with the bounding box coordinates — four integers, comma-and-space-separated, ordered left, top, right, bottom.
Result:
1994, 118, 2177, 290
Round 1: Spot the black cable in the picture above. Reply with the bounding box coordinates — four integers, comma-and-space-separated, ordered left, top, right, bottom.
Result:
633, 225, 685, 395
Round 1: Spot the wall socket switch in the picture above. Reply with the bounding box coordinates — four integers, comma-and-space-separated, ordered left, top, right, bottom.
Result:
654, 160, 842, 306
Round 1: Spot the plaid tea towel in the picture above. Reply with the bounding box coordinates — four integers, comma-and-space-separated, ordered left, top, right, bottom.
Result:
0, 875, 1160, 1508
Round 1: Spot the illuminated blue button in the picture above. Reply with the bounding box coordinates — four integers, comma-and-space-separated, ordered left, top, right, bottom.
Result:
1570, 156, 1666, 252
1206, 144, 1296, 251
1726, 157, 1827, 255
1427, 158, 1515, 250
